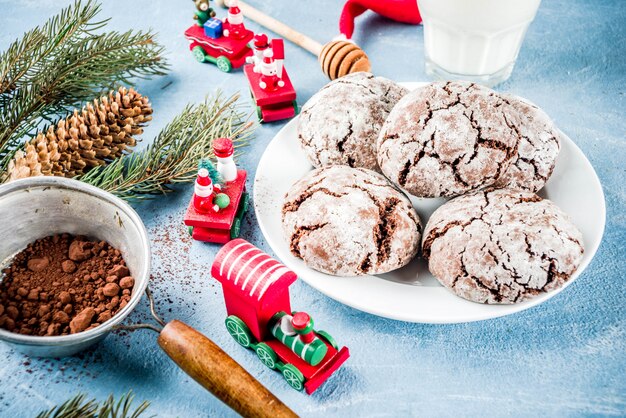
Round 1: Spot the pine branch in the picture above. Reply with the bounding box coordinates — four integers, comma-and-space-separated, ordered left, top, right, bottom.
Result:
0, 0, 168, 170
36, 394, 96, 418
0, 0, 105, 96
79, 93, 256, 201
36, 390, 151, 418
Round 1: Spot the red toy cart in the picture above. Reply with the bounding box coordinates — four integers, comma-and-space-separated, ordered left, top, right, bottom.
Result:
244, 65, 298, 122
184, 25, 253, 72
184, 169, 249, 243
211, 239, 350, 394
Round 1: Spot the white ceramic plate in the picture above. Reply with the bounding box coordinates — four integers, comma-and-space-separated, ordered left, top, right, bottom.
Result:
253, 82, 606, 323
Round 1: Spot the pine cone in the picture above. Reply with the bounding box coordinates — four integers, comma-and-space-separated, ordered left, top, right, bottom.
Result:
6, 87, 152, 181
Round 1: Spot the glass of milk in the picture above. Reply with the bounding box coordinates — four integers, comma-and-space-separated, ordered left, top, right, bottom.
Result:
420, 0, 541, 86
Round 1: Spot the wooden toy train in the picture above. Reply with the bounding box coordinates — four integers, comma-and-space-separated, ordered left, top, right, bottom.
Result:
244, 36, 298, 122
184, 138, 249, 243
211, 239, 350, 393
184, 0, 254, 72
184, 0, 298, 122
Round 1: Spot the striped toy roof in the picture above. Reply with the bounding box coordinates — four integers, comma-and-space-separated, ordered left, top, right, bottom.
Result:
211, 239, 297, 304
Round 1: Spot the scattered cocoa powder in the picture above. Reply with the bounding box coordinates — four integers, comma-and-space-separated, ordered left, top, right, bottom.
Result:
0, 234, 134, 336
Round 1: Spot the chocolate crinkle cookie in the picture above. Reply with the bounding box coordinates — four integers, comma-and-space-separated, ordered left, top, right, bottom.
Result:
377, 81, 520, 197
493, 94, 562, 192
298, 72, 408, 172
422, 188, 584, 304
282, 165, 421, 276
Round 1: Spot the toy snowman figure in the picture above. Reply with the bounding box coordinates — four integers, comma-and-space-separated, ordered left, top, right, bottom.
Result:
193, 164, 230, 213
213, 137, 237, 183
259, 49, 285, 92
222, 0, 247, 39
245, 33, 269, 73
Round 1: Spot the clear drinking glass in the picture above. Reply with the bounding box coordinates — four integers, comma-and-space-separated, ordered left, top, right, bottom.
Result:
420, 0, 542, 86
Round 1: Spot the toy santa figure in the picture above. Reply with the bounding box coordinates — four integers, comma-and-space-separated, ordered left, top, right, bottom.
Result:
259, 49, 285, 92
222, 0, 247, 40
193, 163, 230, 213
245, 33, 270, 73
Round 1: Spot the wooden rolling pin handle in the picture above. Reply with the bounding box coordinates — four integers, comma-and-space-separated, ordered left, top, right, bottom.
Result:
219, 0, 323, 56
158, 320, 298, 418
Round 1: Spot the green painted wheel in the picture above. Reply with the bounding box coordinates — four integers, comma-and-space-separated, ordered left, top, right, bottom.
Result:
292, 100, 299, 115
256, 106, 263, 122
255, 343, 277, 369
237, 192, 249, 217
316, 330, 339, 350
216, 56, 232, 73
282, 364, 305, 391
187, 226, 194, 236
225, 316, 252, 348
230, 217, 241, 239
192, 46, 206, 63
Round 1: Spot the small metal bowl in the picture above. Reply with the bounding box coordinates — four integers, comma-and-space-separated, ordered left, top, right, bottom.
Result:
0, 177, 150, 357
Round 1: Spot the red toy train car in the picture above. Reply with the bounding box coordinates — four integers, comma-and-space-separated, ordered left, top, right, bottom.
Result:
244, 37, 298, 122
244, 64, 297, 122
184, 138, 249, 244
184, 24, 253, 72
183, 169, 248, 243
211, 239, 349, 394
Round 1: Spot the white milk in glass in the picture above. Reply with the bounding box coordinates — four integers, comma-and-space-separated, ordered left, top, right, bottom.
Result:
420, 0, 541, 86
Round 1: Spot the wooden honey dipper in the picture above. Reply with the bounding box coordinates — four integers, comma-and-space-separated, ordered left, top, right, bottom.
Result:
215, 0, 371, 80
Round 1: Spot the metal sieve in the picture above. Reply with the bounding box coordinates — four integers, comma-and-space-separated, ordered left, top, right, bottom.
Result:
0, 177, 150, 357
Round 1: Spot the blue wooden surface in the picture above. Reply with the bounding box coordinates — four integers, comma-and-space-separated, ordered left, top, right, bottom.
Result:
0, 0, 624, 416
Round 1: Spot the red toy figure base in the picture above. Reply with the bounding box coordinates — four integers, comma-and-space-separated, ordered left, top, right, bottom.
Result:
244, 64, 297, 122
184, 25, 254, 72
211, 239, 350, 394
184, 169, 249, 243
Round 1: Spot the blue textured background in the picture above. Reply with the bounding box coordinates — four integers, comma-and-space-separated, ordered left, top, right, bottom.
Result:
0, 0, 624, 416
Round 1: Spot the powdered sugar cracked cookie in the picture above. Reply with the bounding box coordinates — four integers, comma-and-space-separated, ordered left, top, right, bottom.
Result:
377, 81, 520, 197
282, 165, 421, 276
298, 72, 408, 172
494, 94, 562, 192
422, 188, 584, 304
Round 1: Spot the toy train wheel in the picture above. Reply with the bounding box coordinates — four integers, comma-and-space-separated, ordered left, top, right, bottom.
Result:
192, 46, 206, 63
282, 364, 305, 391
316, 330, 339, 350
255, 343, 277, 369
292, 100, 299, 115
225, 315, 252, 348
230, 217, 241, 239
187, 226, 194, 236
216, 56, 232, 73
237, 192, 249, 217
256, 106, 263, 122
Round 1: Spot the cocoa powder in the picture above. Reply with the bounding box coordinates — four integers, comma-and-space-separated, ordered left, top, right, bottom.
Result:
0, 234, 134, 336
